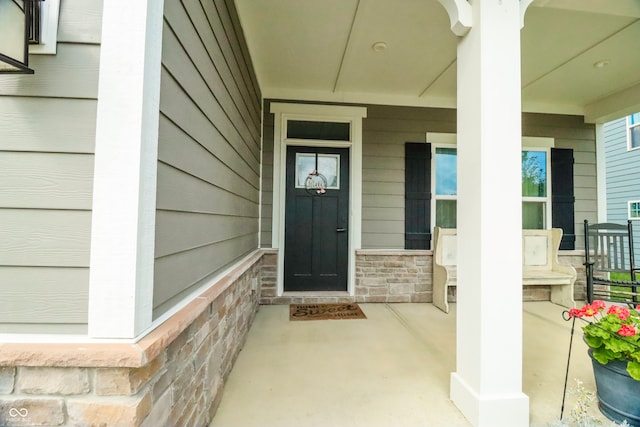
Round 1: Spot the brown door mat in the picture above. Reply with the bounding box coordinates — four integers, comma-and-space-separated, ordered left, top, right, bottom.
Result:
289, 303, 367, 321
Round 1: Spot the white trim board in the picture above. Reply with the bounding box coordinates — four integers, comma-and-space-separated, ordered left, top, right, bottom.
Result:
270, 102, 367, 297
30, 0, 60, 55
427, 132, 554, 148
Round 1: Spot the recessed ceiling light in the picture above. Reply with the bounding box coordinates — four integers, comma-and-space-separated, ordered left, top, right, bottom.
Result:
372, 41, 387, 52
593, 60, 610, 69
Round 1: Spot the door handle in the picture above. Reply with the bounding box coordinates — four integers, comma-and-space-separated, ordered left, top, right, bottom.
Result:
336, 228, 346, 232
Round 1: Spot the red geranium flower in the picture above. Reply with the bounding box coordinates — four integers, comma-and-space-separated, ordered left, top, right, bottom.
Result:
607, 305, 631, 320
568, 308, 583, 318
582, 304, 599, 317
618, 324, 637, 337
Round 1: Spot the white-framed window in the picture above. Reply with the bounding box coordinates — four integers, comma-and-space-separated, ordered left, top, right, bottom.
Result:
522, 148, 551, 229
433, 145, 457, 228
628, 113, 640, 151
629, 201, 640, 220
429, 142, 552, 230
29, 0, 60, 55
295, 152, 340, 189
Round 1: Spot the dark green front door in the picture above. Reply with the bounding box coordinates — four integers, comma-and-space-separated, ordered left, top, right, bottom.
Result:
284, 146, 349, 291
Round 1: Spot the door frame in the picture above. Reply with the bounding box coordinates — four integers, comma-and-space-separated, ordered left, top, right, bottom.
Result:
270, 102, 367, 296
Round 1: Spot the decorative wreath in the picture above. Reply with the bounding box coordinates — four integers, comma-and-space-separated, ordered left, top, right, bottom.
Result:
304, 169, 327, 195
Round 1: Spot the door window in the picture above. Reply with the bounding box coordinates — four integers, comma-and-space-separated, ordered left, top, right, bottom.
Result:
295, 153, 340, 189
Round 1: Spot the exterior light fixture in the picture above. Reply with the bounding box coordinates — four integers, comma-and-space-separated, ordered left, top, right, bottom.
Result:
372, 41, 388, 52
0, 0, 42, 74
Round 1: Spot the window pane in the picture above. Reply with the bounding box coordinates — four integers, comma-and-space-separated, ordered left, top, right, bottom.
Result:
435, 148, 457, 196
631, 124, 640, 149
295, 154, 316, 187
317, 154, 339, 188
523, 202, 545, 229
295, 153, 340, 189
287, 120, 350, 141
630, 113, 640, 126
522, 151, 547, 197
436, 200, 457, 228
630, 201, 640, 219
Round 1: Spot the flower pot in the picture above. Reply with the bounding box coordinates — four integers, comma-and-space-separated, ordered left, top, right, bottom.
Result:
588, 350, 640, 426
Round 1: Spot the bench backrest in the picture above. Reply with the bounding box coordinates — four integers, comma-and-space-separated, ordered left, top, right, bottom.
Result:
433, 227, 457, 266
522, 229, 562, 271
433, 227, 563, 270
584, 220, 637, 277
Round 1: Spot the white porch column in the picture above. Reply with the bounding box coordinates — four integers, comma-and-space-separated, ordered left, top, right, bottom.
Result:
595, 123, 608, 222
450, 0, 529, 426
88, 0, 164, 339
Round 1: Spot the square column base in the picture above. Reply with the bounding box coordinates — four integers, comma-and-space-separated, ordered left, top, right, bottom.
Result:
451, 373, 529, 427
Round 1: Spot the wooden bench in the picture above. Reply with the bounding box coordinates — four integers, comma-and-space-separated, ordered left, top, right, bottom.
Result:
432, 227, 577, 313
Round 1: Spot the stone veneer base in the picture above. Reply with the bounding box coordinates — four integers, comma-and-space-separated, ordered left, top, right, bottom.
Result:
259, 249, 587, 305
0, 250, 268, 427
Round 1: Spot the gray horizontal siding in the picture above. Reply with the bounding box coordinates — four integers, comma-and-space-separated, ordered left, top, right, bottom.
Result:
360, 106, 455, 248
57, 0, 103, 43
0, 97, 97, 153
0, 43, 99, 99
261, 105, 597, 252
0, 2, 100, 331
0, 268, 89, 324
526, 113, 597, 252
0, 153, 93, 209
154, 234, 257, 315
604, 116, 640, 261
0, 210, 91, 267
155, 0, 261, 318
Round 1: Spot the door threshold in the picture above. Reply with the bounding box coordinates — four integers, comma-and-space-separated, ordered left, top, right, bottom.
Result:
282, 291, 350, 297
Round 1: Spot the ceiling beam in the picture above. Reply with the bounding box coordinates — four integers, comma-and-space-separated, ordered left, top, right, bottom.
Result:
584, 81, 640, 123
419, 58, 456, 97
531, 0, 640, 18
333, 0, 362, 93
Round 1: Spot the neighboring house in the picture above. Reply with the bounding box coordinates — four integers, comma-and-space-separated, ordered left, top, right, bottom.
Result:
604, 112, 640, 264
0, 1, 639, 426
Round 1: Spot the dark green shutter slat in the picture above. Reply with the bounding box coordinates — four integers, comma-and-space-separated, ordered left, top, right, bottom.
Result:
551, 148, 575, 250
405, 143, 431, 249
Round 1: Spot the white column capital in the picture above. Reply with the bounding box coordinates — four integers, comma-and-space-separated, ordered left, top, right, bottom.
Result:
520, 0, 535, 28
437, 0, 472, 36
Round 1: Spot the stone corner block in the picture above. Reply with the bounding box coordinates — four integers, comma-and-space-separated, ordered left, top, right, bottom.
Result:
95, 356, 164, 396
0, 397, 64, 426
67, 392, 152, 427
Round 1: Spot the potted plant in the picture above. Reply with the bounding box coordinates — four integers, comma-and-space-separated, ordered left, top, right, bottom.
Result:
568, 300, 640, 426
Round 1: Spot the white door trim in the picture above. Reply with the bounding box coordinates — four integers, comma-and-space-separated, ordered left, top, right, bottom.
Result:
270, 103, 367, 296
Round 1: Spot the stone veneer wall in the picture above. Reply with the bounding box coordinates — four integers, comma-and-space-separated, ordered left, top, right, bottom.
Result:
260, 250, 433, 305
355, 251, 433, 303
0, 250, 267, 427
259, 250, 588, 305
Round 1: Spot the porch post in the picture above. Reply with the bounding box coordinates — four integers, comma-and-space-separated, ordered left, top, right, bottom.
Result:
88, 0, 164, 338
450, 0, 529, 426
595, 123, 608, 222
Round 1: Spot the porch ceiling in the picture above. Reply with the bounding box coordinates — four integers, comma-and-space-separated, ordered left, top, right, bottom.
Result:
235, 0, 640, 123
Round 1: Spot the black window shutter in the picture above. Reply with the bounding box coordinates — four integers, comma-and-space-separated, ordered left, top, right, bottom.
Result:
405, 143, 431, 249
551, 148, 575, 250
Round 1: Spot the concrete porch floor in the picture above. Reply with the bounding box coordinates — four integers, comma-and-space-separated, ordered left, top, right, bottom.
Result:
211, 302, 609, 427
